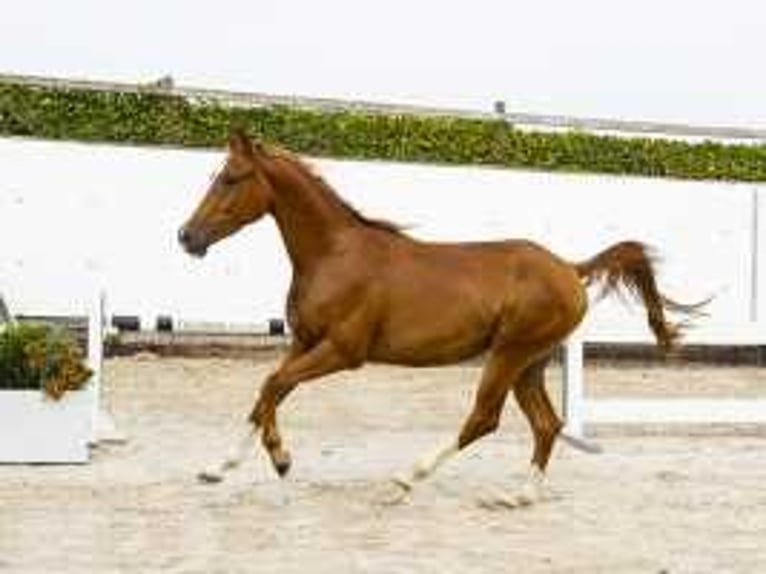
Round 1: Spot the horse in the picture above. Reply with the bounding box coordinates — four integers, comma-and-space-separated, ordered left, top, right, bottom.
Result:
178, 130, 702, 507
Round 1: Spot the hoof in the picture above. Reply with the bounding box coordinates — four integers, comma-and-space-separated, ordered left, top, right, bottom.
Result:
272, 451, 292, 478
391, 474, 413, 493
378, 478, 412, 506
275, 460, 291, 478
478, 486, 560, 510
477, 491, 535, 510
197, 470, 224, 484
491, 493, 535, 509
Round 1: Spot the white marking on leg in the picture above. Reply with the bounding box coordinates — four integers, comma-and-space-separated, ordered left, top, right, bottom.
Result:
393, 440, 460, 492
199, 427, 256, 483
518, 464, 545, 503
482, 465, 552, 509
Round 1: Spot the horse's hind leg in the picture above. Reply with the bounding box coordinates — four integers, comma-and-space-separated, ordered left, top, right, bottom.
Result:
486, 356, 564, 508
393, 344, 538, 495
518, 358, 563, 471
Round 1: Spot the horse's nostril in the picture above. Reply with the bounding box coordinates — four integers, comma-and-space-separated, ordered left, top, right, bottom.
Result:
178, 227, 208, 257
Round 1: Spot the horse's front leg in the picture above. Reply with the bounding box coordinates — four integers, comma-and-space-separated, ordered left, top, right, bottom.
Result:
197, 343, 299, 483
249, 372, 294, 477
249, 337, 353, 478
198, 339, 348, 483
199, 300, 375, 485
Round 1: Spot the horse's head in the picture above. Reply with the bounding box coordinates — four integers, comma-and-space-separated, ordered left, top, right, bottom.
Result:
178, 130, 275, 257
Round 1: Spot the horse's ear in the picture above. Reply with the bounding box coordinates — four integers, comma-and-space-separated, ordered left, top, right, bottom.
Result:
227, 128, 254, 158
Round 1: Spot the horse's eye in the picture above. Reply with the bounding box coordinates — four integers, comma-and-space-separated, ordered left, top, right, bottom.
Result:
220, 172, 242, 187
219, 170, 254, 188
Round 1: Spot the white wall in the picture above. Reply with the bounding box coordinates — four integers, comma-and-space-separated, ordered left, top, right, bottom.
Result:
1, 137, 763, 338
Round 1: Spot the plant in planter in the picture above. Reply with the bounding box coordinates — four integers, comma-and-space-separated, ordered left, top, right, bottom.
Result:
0, 322, 92, 399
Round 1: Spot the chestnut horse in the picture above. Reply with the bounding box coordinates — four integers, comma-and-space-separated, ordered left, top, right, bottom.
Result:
179, 131, 700, 507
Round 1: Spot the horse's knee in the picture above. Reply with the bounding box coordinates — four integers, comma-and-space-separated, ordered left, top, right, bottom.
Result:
249, 371, 296, 424
248, 373, 279, 423
248, 396, 270, 426
249, 395, 280, 432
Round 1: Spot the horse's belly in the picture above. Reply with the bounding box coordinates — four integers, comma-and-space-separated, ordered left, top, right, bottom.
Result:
369, 302, 495, 366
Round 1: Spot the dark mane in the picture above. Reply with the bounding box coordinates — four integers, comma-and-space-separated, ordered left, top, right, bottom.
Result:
268, 146, 404, 235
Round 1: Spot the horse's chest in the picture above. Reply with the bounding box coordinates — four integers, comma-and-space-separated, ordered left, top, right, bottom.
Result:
286, 279, 365, 344
286, 283, 321, 343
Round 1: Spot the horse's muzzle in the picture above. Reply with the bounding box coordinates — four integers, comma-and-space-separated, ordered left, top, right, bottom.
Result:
178, 226, 208, 257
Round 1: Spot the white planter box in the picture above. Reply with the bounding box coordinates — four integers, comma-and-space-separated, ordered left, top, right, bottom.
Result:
0, 384, 95, 463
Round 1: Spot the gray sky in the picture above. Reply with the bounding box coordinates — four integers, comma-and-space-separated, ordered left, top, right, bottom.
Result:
2, 0, 764, 128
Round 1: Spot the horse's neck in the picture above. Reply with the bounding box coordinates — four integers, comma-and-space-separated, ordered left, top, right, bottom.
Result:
268, 159, 359, 271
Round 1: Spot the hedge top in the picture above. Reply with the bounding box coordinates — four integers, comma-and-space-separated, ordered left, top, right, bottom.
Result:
1, 79, 766, 182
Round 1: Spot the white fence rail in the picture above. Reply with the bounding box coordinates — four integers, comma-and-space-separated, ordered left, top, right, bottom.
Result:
562, 322, 766, 437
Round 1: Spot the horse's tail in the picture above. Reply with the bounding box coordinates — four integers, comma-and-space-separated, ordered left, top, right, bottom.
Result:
574, 241, 707, 354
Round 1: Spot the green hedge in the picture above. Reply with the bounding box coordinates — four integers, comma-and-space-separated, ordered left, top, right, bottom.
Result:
1, 81, 765, 181
0, 322, 92, 399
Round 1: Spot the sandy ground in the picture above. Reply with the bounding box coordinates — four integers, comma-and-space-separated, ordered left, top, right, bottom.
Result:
1, 354, 765, 573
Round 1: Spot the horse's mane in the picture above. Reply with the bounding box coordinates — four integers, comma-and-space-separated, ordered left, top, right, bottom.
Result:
265, 146, 404, 235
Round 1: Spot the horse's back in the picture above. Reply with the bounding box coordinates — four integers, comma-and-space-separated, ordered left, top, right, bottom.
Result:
366, 235, 585, 364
